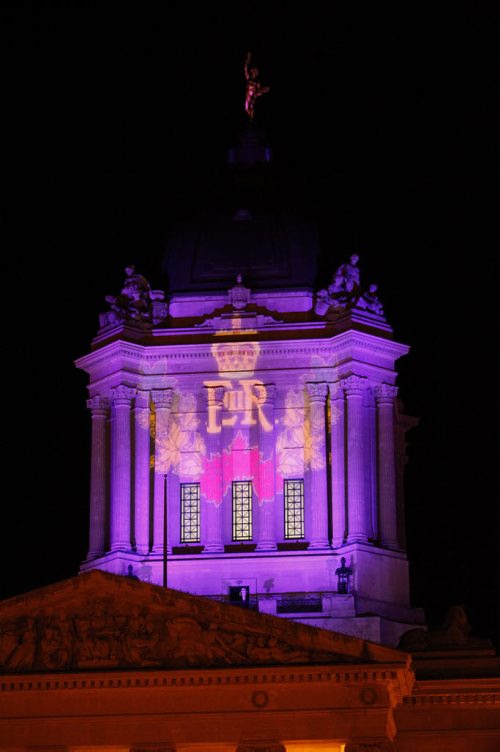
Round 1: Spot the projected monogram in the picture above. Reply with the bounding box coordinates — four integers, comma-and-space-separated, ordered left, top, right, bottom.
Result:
206, 342, 272, 433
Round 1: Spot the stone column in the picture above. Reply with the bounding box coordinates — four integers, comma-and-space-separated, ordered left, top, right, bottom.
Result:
110, 385, 136, 551
374, 383, 399, 549
253, 383, 277, 551
133, 390, 151, 555
329, 382, 346, 548
305, 382, 330, 549
86, 396, 110, 559
203, 386, 225, 553
342, 375, 369, 543
151, 389, 174, 554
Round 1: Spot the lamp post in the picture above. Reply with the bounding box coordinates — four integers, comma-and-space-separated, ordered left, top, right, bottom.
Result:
163, 473, 168, 589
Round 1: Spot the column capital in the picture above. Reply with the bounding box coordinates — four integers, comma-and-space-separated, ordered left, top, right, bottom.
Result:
252, 383, 277, 405
110, 385, 136, 405
86, 395, 110, 414
134, 389, 150, 409
374, 383, 398, 403
305, 381, 328, 402
151, 388, 174, 410
341, 374, 367, 395
328, 381, 345, 400
204, 385, 225, 407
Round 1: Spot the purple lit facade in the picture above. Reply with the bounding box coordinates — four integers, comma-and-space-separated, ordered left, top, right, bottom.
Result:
77, 273, 424, 646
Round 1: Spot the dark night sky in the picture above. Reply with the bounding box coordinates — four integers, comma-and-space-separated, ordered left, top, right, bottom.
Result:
1, 4, 498, 646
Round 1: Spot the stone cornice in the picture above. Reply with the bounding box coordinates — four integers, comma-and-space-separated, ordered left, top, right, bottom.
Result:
403, 691, 500, 706
0, 662, 412, 700
75, 330, 409, 375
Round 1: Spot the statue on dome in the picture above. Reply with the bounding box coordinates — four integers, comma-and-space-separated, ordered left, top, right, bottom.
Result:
244, 52, 270, 120
328, 254, 361, 297
314, 254, 386, 319
355, 283, 384, 317
100, 265, 168, 329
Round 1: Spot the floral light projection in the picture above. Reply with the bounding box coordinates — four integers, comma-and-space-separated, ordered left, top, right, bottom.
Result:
153, 394, 206, 477
276, 388, 305, 477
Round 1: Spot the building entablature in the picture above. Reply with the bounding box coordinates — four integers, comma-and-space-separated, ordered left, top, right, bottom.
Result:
76, 330, 409, 389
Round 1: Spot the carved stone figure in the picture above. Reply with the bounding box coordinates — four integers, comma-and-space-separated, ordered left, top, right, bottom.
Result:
100, 265, 167, 328
229, 274, 251, 310
329, 254, 360, 296
244, 52, 270, 120
76, 600, 122, 662
315, 255, 386, 319
7, 617, 37, 670
355, 283, 384, 316
398, 605, 487, 651
0, 621, 19, 667
40, 614, 73, 669
122, 606, 158, 664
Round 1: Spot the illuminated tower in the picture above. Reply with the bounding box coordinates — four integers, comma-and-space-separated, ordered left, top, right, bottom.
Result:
76, 127, 424, 646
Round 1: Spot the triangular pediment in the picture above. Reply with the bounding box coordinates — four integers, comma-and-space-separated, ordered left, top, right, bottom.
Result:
0, 571, 408, 674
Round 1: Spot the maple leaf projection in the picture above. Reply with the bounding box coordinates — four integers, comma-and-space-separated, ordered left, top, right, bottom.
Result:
201, 431, 278, 506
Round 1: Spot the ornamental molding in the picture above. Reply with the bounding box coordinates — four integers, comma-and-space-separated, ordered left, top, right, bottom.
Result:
341, 375, 367, 394
0, 665, 412, 694
374, 384, 398, 402
305, 382, 329, 402
110, 385, 137, 405
204, 385, 225, 407
403, 691, 500, 706
151, 389, 174, 410
345, 744, 394, 752
252, 383, 277, 405
75, 331, 409, 373
86, 396, 110, 413
237, 744, 285, 752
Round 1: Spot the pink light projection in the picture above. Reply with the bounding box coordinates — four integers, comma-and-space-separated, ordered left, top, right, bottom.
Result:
201, 431, 277, 506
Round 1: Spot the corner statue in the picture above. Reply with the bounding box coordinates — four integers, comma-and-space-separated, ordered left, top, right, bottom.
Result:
99, 265, 168, 329
244, 52, 270, 120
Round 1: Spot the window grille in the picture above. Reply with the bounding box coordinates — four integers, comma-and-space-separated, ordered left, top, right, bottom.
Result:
232, 481, 253, 540
180, 483, 200, 543
284, 479, 304, 539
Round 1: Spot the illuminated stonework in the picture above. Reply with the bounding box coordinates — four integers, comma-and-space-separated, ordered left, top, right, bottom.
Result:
77, 256, 423, 647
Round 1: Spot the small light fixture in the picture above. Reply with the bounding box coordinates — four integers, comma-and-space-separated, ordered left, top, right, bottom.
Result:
335, 557, 352, 594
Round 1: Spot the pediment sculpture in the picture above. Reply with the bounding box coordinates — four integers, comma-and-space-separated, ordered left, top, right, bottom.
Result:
0, 571, 406, 674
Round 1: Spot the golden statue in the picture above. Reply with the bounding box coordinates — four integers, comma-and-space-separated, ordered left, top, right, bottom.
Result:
244, 52, 270, 120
